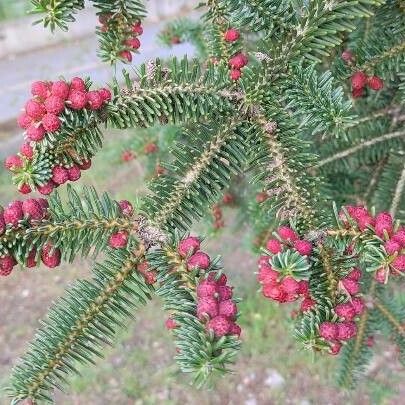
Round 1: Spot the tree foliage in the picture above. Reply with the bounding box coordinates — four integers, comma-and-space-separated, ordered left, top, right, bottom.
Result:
2, 0, 405, 403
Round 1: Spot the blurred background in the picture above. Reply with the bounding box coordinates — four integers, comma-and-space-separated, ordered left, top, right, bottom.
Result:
0, 1, 404, 404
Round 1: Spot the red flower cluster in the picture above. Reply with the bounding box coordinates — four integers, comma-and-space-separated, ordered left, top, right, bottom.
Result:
177, 236, 211, 271
350, 71, 384, 98
177, 236, 241, 338
224, 28, 240, 43
258, 226, 314, 308
178, 236, 201, 257
339, 206, 405, 282
318, 265, 365, 355
198, 273, 241, 338
341, 51, 384, 97
165, 317, 178, 330
120, 20, 143, 62
0, 198, 61, 276
5, 78, 111, 195
222, 28, 247, 81
136, 260, 157, 285
98, 14, 143, 63
319, 320, 357, 355
107, 200, 133, 250
19, 78, 110, 137
108, 230, 129, 249
118, 200, 134, 217
229, 52, 248, 81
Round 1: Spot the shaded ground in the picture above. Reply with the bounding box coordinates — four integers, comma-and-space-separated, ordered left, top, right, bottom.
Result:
0, 129, 404, 405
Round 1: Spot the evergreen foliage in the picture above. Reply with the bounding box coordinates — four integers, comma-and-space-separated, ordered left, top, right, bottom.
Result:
92, 0, 146, 63
7, 245, 154, 404
148, 237, 241, 387
2, 0, 405, 403
29, 0, 85, 31
0, 185, 132, 266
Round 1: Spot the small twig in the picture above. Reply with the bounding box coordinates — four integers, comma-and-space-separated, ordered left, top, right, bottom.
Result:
390, 161, 405, 217
315, 130, 405, 168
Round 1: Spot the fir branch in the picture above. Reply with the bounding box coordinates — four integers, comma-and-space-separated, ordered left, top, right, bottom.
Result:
316, 245, 339, 304
219, 0, 294, 36
333, 27, 405, 80
326, 228, 362, 238
266, 0, 383, 66
248, 108, 328, 231
284, 64, 355, 137
44, 185, 135, 260
372, 292, 405, 366
358, 39, 405, 72
7, 244, 153, 404
3, 0, 405, 396
351, 106, 405, 128
399, 64, 405, 105
256, 118, 316, 223
50, 114, 103, 159
108, 58, 235, 130
0, 186, 134, 264
30, 0, 85, 31
91, 0, 146, 17
144, 120, 247, 231
91, 0, 146, 64
11, 150, 52, 192
204, 0, 229, 22
296, 0, 383, 60
203, 0, 237, 61
11, 96, 106, 191
371, 153, 405, 220
374, 298, 405, 338
239, 66, 331, 230
148, 241, 241, 387
315, 130, 405, 168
